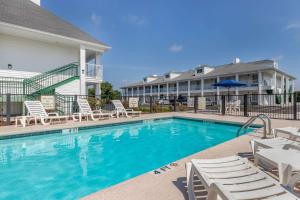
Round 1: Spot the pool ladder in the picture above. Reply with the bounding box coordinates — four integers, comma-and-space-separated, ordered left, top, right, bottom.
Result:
236, 114, 271, 138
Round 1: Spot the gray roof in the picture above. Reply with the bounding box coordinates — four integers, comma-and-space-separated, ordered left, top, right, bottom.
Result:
122, 59, 295, 88
0, 0, 108, 47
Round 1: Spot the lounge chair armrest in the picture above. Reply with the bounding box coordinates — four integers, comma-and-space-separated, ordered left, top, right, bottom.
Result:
48, 112, 59, 116
126, 109, 134, 111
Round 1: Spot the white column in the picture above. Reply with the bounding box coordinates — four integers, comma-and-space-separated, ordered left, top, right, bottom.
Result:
286, 78, 290, 103
235, 74, 239, 95
216, 77, 220, 95
95, 53, 101, 96
273, 71, 277, 94
281, 75, 285, 105
187, 80, 191, 98
176, 82, 179, 98
201, 79, 204, 96
143, 85, 146, 103
126, 88, 129, 101
150, 85, 153, 96
272, 71, 277, 104
258, 71, 262, 105
79, 46, 86, 95
166, 83, 169, 99
292, 79, 295, 93
131, 88, 133, 97
158, 84, 160, 97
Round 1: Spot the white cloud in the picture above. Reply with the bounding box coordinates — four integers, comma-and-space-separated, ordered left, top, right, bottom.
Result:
123, 14, 147, 26
285, 22, 300, 30
169, 44, 183, 53
91, 13, 102, 26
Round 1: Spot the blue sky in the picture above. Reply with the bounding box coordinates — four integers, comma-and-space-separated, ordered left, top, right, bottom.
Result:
43, 0, 300, 89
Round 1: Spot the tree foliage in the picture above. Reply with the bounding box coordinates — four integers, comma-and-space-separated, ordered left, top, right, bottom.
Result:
101, 82, 121, 100
88, 82, 121, 100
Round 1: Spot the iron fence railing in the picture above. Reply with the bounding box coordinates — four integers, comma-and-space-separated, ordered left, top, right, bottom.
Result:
1, 92, 300, 126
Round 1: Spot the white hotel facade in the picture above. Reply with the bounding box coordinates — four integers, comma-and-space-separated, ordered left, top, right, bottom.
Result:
121, 58, 296, 105
0, 0, 110, 96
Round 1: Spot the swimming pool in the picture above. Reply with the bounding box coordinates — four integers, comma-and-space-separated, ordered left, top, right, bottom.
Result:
0, 117, 253, 199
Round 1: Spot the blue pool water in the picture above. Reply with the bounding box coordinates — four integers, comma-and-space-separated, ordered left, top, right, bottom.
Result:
0, 117, 253, 199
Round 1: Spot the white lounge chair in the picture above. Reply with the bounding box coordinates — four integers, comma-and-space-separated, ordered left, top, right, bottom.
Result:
111, 100, 141, 118
186, 156, 299, 200
254, 148, 300, 186
250, 137, 300, 155
24, 101, 68, 125
73, 99, 114, 121
274, 127, 300, 139
250, 127, 300, 155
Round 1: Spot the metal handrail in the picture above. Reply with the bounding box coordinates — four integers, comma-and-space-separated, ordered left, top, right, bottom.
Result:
236, 114, 271, 138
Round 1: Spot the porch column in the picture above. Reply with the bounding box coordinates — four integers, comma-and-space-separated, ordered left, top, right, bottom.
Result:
131, 88, 134, 97
273, 71, 277, 94
201, 79, 204, 96
187, 80, 191, 98
176, 82, 179, 98
150, 85, 153, 96
281, 75, 285, 105
286, 78, 290, 103
95, 53, 102, 96
157, 84, 160, 97
166, 83, 169, 99
216, 77, 220, 103
258, 71, 262, 105
235, 74, 239, 95
80, 46, 86, 95
143, 85, 146, 103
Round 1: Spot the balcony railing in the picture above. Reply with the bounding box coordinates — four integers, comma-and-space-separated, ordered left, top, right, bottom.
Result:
86, 64, 103, 80
169, 87, 177, 92
179, 87, 188, 91
190, 85, 201, 91
160, 88, 167, 93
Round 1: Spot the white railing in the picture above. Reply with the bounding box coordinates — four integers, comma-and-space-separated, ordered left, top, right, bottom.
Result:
85, 64, 103, 81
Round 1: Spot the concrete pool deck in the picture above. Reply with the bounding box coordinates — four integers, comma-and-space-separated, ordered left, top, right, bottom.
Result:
1, 112, 300, 200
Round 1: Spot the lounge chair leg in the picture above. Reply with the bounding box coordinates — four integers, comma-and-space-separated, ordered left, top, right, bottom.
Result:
278, 162, 292, 186
187, 164, 196, 200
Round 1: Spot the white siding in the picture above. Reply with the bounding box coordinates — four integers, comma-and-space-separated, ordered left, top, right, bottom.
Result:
0, 69, 40, 79
0, 34, 79, 72
55, 79, 80, 95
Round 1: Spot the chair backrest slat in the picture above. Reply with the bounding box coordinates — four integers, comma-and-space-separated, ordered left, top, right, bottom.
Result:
111, 100, 126, 111
77, 99, 92, 114
24, 101, 48, 117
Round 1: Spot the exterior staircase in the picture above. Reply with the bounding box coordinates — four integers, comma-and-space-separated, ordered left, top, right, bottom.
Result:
23, 63, 80, 114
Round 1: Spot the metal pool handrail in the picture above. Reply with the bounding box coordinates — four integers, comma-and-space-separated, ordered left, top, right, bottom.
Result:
236, 114, 271, 138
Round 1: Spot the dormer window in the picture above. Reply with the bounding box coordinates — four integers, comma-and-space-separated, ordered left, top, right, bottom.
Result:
196, 68, 203, 74
143, 78, 147, 82
194, 65, 214, 76
165, 74, 170, 79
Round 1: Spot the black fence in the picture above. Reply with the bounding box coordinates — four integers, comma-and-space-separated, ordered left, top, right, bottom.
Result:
0, 93, 299, 126
123, 93, 300, 120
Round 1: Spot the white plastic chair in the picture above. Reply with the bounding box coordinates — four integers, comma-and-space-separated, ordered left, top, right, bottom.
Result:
73, 99, 113, 121
24, 101, 68, 125
111, 100, 141, 118
186, 155, 299, 200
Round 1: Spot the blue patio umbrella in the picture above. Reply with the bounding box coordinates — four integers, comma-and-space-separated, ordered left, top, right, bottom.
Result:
213, 80, 247, 95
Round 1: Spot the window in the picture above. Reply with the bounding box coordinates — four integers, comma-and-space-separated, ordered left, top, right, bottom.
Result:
196, 68, 203, 74
165, 74, 170, 79
143, 78, 147, 82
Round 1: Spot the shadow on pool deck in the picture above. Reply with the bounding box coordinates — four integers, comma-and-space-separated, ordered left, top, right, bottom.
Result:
172, 177, 188, 200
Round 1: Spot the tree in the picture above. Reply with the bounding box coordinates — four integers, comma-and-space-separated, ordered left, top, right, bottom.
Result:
101, 82, 121, 100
